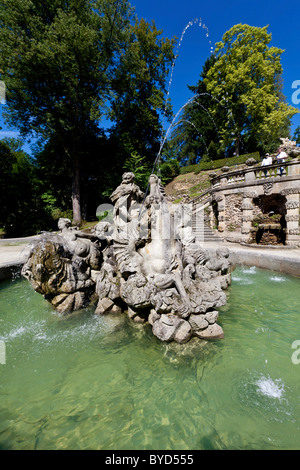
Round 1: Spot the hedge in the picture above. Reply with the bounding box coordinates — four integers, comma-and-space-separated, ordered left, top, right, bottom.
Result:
180, 152, 261, 175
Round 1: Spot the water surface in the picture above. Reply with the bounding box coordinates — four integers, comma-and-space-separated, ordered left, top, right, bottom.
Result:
0, 266, 299, 450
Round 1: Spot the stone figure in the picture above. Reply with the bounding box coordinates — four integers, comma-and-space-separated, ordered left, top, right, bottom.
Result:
279, 137, 300, 158
110, 172, 144, 235
58, 217, 101, 270
21, 234, 96, 313
22, 173, 233, 344
21, 219, 102, 313
93, 173, 232, 342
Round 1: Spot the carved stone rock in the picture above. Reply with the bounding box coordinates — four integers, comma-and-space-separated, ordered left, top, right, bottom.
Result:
21, 233, 99, 313
279, 137, 300, 157
22, 173, 233, 344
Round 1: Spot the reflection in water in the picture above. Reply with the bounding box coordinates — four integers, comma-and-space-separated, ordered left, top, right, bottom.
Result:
0, 265, 300, 450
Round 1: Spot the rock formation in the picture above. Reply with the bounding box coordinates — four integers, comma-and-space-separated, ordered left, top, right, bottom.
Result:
22, 173, 233, 343
279, 137, 300, 158
22, 221, 101, 313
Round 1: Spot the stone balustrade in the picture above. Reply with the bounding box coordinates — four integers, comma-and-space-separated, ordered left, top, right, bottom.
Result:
211, 160, 300, 189
191, 159, 300, 247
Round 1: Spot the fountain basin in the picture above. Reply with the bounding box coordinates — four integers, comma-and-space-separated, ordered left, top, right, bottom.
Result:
0, 265, 300, 450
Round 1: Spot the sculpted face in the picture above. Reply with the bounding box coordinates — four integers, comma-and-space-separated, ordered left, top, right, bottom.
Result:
58, 218, 72, 230
122, 172, 135, 184
149, 174, 158, 184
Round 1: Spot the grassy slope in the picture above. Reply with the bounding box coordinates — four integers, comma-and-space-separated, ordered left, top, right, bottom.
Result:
165, 163, 250, 202
164, 169, 219, 202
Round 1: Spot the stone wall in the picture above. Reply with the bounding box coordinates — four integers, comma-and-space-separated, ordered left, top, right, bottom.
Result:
224, 193, 243, 232
206, 162, 300, 246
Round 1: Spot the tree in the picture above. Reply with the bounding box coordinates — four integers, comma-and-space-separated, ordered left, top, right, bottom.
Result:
0, 138, 53, 236
109, 18, 176, 166
0, 0, 134, 225
204, 24, 298, 155
123, 151, 151, 191
169, 54, 224, 165
293, 126, 300, 145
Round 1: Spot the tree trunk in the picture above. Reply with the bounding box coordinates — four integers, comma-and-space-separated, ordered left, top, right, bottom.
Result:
235, 135, 240, 156
72, 155, 82, 226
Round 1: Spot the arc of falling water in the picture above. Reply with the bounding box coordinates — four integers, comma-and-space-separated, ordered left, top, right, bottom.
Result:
161, 18, 214, 141
173, 118, 209, 154
138, 94, 200, 220
138, 19, 215, 219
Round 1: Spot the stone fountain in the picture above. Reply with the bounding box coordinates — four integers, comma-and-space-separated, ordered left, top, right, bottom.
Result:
22, 172, 232, 344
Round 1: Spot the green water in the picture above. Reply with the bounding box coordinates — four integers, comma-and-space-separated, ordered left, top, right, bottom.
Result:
0, 266, 300, 450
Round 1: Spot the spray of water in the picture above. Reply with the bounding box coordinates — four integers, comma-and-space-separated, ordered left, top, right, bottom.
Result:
139, 18, 215, 216
173, 118, 209, 154
256, 375, 285, 399
161, 18, 214, 140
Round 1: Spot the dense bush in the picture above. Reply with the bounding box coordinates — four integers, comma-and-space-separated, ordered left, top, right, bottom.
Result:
180, 152, 261, 175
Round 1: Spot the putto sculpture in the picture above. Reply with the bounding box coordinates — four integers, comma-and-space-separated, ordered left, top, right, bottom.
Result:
22, 173, 232, 343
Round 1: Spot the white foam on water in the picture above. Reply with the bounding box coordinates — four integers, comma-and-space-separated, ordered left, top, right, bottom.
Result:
256, 375, 285, 399
0, 319, 47, 343
0, 326, 27, 341
231, 276, 254, 285
240, 266, 257, 274
270, 275, 286, 282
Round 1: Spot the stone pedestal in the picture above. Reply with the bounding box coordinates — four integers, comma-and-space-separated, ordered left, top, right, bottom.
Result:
284, 193, 300, 246
241, 195, 254, 242
216, 195, 226, 232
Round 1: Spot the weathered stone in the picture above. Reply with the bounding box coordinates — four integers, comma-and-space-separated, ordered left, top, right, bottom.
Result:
204, 310, 219, 324
189, 314, 209, 331
286, 200, 300, 210
21, 233, 97, 313
152, 314, 182, 342
195, 323, 224, 340
245, 158, 257, 166
133, 315, 146, 324
173, 320, 192, 344
127, 306, 139, 319
110, 304, 122, 315
22, 173, 232, 344
55, 294, 76, 314
95, 297, 114, 314
279, 137, 300, 157
51, 293, 69, 308
148, 309, 161, 326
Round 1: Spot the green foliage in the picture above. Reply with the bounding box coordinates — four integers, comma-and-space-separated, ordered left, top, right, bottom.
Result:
204, 24, 298, 155
0, 1, 176, 227
0, 139, 55, 236
0, 0, 137, 224
123, 151, 152, 191
159, 159, 180, 185
180, 151, 260, 174
293, 126, 300, 145
41, 192, 72, 222
169, 54, 222, 165
109, 18, 176, 164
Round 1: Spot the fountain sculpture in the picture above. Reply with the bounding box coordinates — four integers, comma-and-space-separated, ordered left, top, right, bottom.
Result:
22, 173, 232, 343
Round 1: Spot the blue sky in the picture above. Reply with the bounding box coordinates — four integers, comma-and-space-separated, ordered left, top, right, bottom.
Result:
1, 0, 299, 154
132, 0, 300, 133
